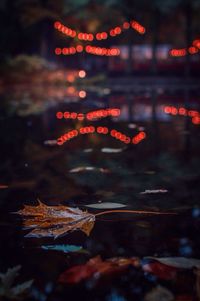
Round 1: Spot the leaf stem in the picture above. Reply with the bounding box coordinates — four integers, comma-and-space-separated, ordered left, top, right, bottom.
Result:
95, 209, 177, 217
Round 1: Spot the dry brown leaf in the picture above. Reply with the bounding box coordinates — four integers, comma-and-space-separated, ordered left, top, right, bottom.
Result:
17, 200, 95, 239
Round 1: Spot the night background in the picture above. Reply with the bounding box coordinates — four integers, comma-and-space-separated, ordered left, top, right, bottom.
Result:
0, 0, 200, 300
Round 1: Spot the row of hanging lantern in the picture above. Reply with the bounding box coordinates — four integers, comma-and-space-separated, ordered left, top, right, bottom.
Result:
54, 20, 146, 41
56, 109, 121, 121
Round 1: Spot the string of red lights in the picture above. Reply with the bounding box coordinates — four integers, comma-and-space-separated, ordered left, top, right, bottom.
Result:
56, 109, 121, 121
57, 126, 146, 146
170, 39, 200, 57
54, 20, 146, 41
164, 106, 200, 125
55, 45, 120, 56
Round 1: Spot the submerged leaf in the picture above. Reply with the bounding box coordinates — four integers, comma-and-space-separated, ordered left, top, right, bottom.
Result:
69, 166, 110, 173
101, 148, 124, 153
85, 202, 127, 209
144, 257, 200, 269
41, 244, 84, 254
140, 189, 168, 194
17, 200, 95, 239
83, 148, 93, 153
0, 266, 33, 299
58, 255, 140, 284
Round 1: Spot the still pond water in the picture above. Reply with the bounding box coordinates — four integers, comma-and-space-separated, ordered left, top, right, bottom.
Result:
0, 85, 200, 301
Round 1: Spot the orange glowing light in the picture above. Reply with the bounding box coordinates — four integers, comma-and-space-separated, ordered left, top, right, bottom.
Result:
78, 70, 86, 78
67, 75, 75, 83
67, 86, 76, 94
79, 90, 87, 98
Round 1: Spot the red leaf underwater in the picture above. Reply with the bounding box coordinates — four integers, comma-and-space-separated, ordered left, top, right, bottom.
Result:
59, 256, 140, 284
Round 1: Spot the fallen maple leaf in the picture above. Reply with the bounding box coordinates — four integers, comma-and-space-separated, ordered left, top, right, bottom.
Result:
58, 255, 140, 284
16, 200, 175, 239
16, 200, 95, 239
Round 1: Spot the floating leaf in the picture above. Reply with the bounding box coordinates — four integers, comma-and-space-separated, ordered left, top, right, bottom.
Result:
0, 265, 33, 300
16, 200, 95, 239
16, 201, 176, 239
83, 148, 93, 153
85, 202, 127, 209
41, 244, 84, 254
144, 257, 200, 269
101, 148, 124, 153
128, 123, 137, 129
43, 140, 57, 146
69, 166, 110, 173
58, 255, 140, 284
140, 189, 168, 194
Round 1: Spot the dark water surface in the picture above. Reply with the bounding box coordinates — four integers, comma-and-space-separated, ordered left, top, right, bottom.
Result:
0, 85, 200, 300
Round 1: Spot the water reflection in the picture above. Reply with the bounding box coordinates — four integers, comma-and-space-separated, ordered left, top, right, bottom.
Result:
0, 83, 200, 301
